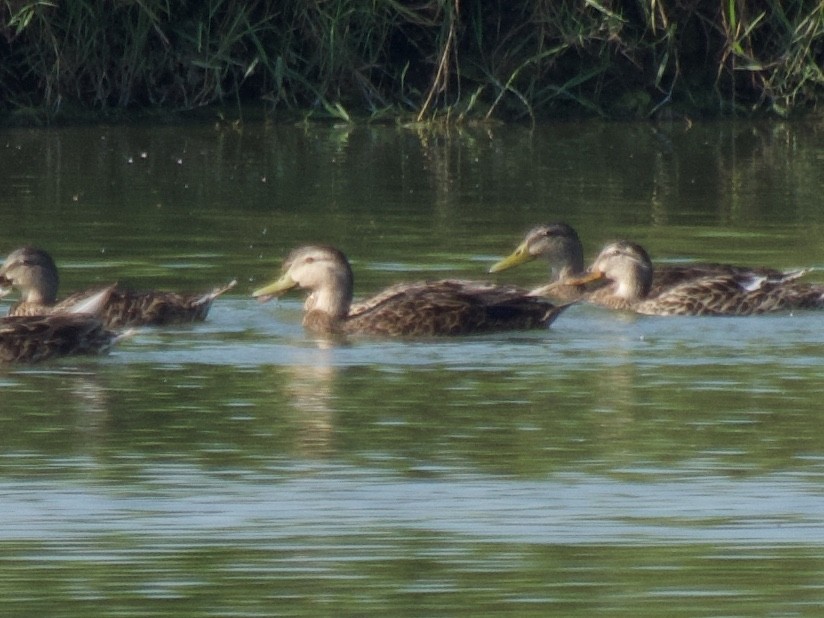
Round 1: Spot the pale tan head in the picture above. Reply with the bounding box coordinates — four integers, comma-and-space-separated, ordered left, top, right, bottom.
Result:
0, 246, 60, 304
252, 245, 354, 318
585, 240, 654, 301
490, 223, 585, 280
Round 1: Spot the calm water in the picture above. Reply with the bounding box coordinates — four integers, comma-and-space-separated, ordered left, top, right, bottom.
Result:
1, 119, 824, 616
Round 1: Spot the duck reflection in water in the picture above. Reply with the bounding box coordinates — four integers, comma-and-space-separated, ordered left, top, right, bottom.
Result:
275, 360, 338, 459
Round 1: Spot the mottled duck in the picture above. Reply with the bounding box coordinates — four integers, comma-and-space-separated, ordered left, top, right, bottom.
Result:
0, 287, 130, 363
0, 246, 236, 328
252, 245, 571, 336
559, 240, 822, 316
489, 223, 806, 301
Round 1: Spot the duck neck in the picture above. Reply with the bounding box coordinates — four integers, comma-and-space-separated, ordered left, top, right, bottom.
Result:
552, 242, 586, 281
614, 266, 652, 302
304, 270, 353, 322
22, 270, 59, 305
555, 261, 583, 281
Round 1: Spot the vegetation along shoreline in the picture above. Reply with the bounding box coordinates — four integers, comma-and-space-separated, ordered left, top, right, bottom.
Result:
1, 0, 822, 126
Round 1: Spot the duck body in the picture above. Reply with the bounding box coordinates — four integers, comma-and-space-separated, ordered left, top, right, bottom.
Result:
253, 245, 569, 337
490, 223, 806, 302
62, 285, 234, 328
569, 240, 824, 316
0, 287, 129, 363
591, 273, 811, 316
0, 314, 122, 363
0, 246, 235, 328
648, 263, 805, 298
342, 279, 566, 336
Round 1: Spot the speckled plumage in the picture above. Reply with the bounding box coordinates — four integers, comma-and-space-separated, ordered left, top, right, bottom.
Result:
253, 245, 570, 336
490, 223, 804, 301
0, 314, 123, 363
570, 240, 822, 316
0, 246, 235, 328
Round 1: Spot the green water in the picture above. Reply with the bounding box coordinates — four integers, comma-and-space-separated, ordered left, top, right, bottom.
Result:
1, 119, 824, 616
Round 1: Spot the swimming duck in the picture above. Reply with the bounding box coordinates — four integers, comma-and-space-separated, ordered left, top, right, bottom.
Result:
489, 223, 805, 300
0, 246, 236, 328
0, 287, 130, 363
252, 245, 570, 336
557, 240, 822, 316
489, 223, 587, 301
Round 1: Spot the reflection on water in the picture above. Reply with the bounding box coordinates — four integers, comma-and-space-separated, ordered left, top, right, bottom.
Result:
1, 463, 823, 615
1, 120, 824, 615
3, 465, 824, 546
276, 358, 338, 459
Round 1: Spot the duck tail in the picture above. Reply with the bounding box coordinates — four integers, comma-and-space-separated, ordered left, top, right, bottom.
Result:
194, 279, 237, 306
113, 327, 139, 344
777, 268, 812, 284
543, 301, 576, 326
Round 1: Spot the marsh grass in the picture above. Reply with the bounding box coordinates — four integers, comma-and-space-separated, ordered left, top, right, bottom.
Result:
1, 0, 821, 123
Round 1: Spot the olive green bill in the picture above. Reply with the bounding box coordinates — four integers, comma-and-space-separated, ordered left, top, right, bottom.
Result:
252, 272, 297, 302
488, 241, 535, 273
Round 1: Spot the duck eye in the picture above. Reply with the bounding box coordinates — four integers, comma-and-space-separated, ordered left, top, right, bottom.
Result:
304, 257, 314, 264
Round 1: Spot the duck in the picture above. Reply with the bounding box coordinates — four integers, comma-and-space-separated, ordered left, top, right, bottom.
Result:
489, 222, 806, 300
0, 246, 236, 328
252, 244, 571, 336
556, 240, 823, 316
0, 286, 131, 363
489, 223, 588, 301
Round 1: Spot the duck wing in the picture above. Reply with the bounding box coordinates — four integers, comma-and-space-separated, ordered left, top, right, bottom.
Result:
99, 280, 237, 327
639, 271, 821, 316
652, 263, 809, 296
0, 314, 121, 363
345, 279, 569, 336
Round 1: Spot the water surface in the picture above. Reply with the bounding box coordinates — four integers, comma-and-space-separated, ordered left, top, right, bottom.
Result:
1, 119, 824, 616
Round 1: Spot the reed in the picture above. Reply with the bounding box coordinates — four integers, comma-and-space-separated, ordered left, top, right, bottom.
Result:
0, 0, 821, 123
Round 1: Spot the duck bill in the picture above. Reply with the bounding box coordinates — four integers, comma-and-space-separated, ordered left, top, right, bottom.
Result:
488, 242, 534, 273
252, 273, 297, 303
563, 270, 606, 286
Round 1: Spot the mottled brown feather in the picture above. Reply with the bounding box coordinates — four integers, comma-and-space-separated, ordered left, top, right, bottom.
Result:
579, 241, 824, 316
256, 246, 570, 337
492, 223, 807, 302
343, 280, 568, 336
0, 315, 121, 363
0, 246, 235, 328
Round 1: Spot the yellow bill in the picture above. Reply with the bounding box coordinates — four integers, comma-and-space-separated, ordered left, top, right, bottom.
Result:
488, 241, 534, 273
252, 272, 297, 303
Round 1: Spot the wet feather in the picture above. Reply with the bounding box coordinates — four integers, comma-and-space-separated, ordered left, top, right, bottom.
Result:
490, 223, 806, 301
0, 246, 235, 328
0, 314, 127, 363
570, 240, 824, 316
254, 245, 570, 336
